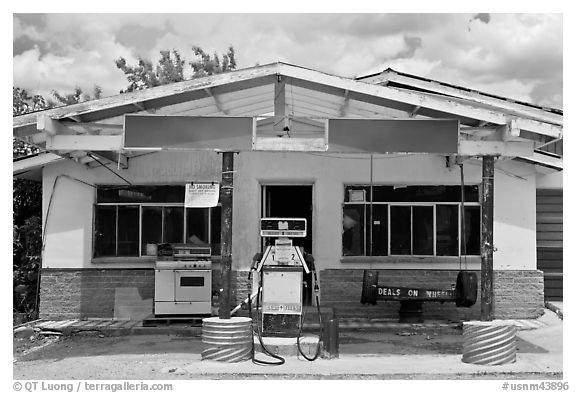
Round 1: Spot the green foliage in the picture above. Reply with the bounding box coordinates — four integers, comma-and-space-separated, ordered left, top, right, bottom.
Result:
115, 46, 236, 93
158, 50, 185, 85
13, 216, 42, 319
51, 85, 104, 105
190, 45, 237, 78
13, 86, 46, 320
13, 179, 42, 319
13, 87, 53, 116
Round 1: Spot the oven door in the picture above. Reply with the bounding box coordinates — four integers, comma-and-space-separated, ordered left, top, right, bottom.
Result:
174, 269, 211, 302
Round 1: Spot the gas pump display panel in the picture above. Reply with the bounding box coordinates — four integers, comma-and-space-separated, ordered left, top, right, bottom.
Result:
262, 269, 303, 315
260, 218, 306, 238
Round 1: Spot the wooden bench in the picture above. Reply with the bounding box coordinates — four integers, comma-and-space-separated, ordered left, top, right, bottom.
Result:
360, 270, 477, 323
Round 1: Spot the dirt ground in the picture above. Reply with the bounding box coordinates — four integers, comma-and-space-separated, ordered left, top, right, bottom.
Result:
13, 325, 549, 380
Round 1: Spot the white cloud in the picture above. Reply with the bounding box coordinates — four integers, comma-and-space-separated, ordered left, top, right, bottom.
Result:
12, 13, 563, 108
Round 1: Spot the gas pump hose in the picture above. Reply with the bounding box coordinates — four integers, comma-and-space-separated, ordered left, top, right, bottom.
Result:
247, 270, 286, 366
296, 266, 322, 361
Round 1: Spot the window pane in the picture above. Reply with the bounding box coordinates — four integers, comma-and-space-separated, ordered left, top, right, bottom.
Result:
94, 205, 116, 257
436, 205, 459, 256
463, 206, 481, 255
370, 204, 388, 256
413, 206, 434, 255
141, 207, 162, 255
390, 206, 411, 255
186, 208, 209, 245
97, 186, 184, 203
117, 206, 139, 256
211, 206, 222, 256
342, 205, 365, 256
164, 207, 184, 244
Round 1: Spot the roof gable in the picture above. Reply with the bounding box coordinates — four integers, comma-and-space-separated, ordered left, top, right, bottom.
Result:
13, 61, 562, 169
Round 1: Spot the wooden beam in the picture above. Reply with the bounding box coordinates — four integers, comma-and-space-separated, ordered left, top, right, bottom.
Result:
409, 105, 421, 118
481, 155, 495, 321
460, 121, 523, 142
37, 115, 69, 135
68, 115, 82, 123
38, 114, 124, 136
132, 102, 146, 111
90, 151, 128, 169
363, 71, 563, 126
253, 137, 326, 152
277, 63, 562, 138
45, 135, 123, 151
274, 75, 288, 132
219, 151, 235, 319
13, 152, 63, 173
13, 64, 278, 129
516, 151, 563, 170
204, 88, 228, 115
339, 90, 350, 117
501, 118, 521, 141
458, 140, 534, 157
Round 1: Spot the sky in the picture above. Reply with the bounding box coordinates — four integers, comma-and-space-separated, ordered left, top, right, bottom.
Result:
12, 13, 563, 109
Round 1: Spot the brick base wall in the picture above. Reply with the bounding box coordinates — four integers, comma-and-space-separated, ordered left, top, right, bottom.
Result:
40, 268, 544, 321
40, 268, 251, 320
319, 269, 544, 321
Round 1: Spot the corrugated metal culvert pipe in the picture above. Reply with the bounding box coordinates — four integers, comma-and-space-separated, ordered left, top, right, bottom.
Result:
201, 316, 252, 362
462, 321, 517, 365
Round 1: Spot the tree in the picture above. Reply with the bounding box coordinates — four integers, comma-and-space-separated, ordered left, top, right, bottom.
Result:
13, 87, 52, 117
115, 46, 237, 93
51, 85, 103, 105
190, 45, 236, 78
13, 87, 48, 321
115, 50, 185, 93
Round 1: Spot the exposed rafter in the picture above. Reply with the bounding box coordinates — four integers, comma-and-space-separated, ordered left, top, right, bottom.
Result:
339, 90, 350, 117
132, 102, 146, 111
409, 105, 421, 118
204, 87, 228, 115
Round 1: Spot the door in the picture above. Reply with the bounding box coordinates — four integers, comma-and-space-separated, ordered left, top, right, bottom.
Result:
262, 185, 314, 305
536, 189, 563, 301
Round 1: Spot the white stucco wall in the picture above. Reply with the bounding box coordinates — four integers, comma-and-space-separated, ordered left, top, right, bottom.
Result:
42, 152, 538, 272
536, 169, 563, 189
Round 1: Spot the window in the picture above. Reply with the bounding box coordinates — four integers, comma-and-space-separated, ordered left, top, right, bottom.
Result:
93, 186, 221, 258
342, 185, 480, 257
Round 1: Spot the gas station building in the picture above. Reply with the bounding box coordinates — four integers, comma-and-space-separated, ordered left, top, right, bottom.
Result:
13, 62, 563, 322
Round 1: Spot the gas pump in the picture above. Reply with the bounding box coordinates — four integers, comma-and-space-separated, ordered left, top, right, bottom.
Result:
248, 218, 322, 365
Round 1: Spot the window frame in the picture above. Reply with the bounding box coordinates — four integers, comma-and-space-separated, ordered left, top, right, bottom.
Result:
93, 197, 221, 260
342, 184, 481, 258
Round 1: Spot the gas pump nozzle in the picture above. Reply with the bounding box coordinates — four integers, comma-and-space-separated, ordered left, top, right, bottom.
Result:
249, 253, 263, 280
251, 252, 263, 270
303, 252, 320, 293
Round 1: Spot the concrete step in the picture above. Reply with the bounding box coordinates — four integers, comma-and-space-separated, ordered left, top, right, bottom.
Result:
253, 335, 321, 358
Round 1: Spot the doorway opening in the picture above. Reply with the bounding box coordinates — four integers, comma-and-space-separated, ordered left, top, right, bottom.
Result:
262, 185, 314, 305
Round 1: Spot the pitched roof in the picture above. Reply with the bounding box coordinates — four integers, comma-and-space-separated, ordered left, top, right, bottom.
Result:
13, 61, 562, 172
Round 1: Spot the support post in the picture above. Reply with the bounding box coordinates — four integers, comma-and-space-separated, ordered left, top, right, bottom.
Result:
480, 155, 495, 321
218, 151, 235, 319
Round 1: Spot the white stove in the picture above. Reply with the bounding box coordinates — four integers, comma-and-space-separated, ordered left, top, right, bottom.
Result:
154, 244, 213, 316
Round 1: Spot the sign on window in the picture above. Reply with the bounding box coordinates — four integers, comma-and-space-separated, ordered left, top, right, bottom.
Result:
184, 183, 220, 208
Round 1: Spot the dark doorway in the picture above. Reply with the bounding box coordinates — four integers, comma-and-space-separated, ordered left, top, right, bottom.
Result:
262, 185, 313, 305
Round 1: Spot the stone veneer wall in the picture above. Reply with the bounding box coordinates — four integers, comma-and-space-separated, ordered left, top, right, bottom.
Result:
39, 268, 250, 320
319, 269, 544, 321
